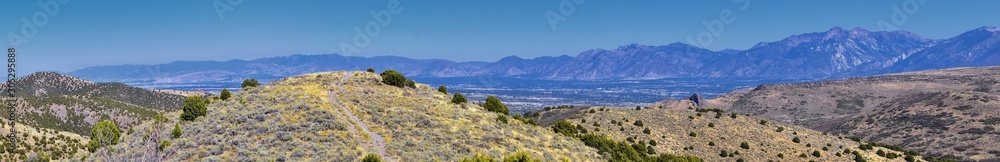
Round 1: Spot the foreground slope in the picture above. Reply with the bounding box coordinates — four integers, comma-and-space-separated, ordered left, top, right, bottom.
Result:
0, 72, 183, 136
0, 119, 89, 161
536, 106, 913, 161
83, 71, 599, 161
711, 66, 1000, 161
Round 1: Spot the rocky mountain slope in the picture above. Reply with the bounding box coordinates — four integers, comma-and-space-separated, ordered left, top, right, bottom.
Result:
706, 66, 1000, 161
533, 106, 917, 161
0, 72, 184, 136
70, 26, 999, 82
79, 71, 600, 161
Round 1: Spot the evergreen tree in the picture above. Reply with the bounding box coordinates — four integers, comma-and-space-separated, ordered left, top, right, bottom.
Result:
380, 70, 408, 88
220, 88, 232, 100
241, 78, 260, 88
172, 124, 182, 138
451, 93, 467, 104
438, 85, 448, 94
180, 96, 208, 121
366, 68, 375, 73
483, 95, 509, 115
87, 120, 121, 152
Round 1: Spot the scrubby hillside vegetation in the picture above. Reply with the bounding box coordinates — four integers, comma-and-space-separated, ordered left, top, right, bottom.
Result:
0, 72, 185, 136
534, 106, 920, 162
79, 71, 600, 161
0, 119, 89, 161
708, 66, 1000, 161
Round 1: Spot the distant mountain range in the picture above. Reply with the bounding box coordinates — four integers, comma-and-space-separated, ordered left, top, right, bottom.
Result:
69, 26, 1000, 83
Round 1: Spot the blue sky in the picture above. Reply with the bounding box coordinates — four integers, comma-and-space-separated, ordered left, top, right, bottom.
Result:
3, 0, 1000, 74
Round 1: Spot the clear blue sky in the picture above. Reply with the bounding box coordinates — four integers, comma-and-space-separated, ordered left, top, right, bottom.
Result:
3, 0, 1000, 74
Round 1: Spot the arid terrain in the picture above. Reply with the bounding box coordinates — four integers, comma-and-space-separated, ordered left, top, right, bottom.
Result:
703, 66, 1000, 161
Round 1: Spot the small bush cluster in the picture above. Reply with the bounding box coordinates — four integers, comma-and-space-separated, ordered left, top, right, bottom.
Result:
552, 120, 578, 136
579, 134, 702, 162
242, 78, 260, 88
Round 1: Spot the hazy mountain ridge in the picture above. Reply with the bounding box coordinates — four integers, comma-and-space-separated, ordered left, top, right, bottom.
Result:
706, 66, 1000, 161
70, 26, 1000, 82
0, 72, 184, 136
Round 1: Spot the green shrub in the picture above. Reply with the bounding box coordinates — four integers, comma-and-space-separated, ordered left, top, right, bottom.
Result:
180, 96, 208, 121
799, 153, 808, 158
731, 113, 738, 118
380, 70, 408, 88
813, 151, 821, 157
459, 153, 496, 162
589, 109, 596, 113
366, 68, 375, 73
778, 153, 784, 158
552, 120, 577, 136
720, 150, 728, 157
859, 143, 874, 150
642, 128, 651, 134
689, 132, 697, 137
776, 127, 784, 132
220, 88, 232, 100
172, 124, 182, 138
362, 154, 382, 162
649, 140, 657, 146
157, 139, 171, 151
633, 120, 644, 127
497, 115, 509, 124
708, 122, 715, 127
853, 151, 866, 162
876, 150, 885, 157
452, 93, 467, 104
87, 120, 121, 152
241, 78, 260, 88
405, 79, 416, 88
740, 142, 750, 149
759, 120, 767, 125
483, 96, 510, 115
502, 151, 541, 162
792, 137, 801, 143
438, 85, 448, 94
708, 141, 715, 146
635, 106, 642, 110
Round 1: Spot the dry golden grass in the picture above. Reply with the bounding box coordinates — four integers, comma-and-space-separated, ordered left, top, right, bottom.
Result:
713, 66, 1000, 161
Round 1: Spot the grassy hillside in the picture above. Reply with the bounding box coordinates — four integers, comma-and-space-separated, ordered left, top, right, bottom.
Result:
710, 66, 1000, 161
537, 106, 918, 162
0, 72, 184, 136
80, 71, 600, 161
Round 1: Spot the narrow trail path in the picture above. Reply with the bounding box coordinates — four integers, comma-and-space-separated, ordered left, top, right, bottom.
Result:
328, 72, 394, 161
